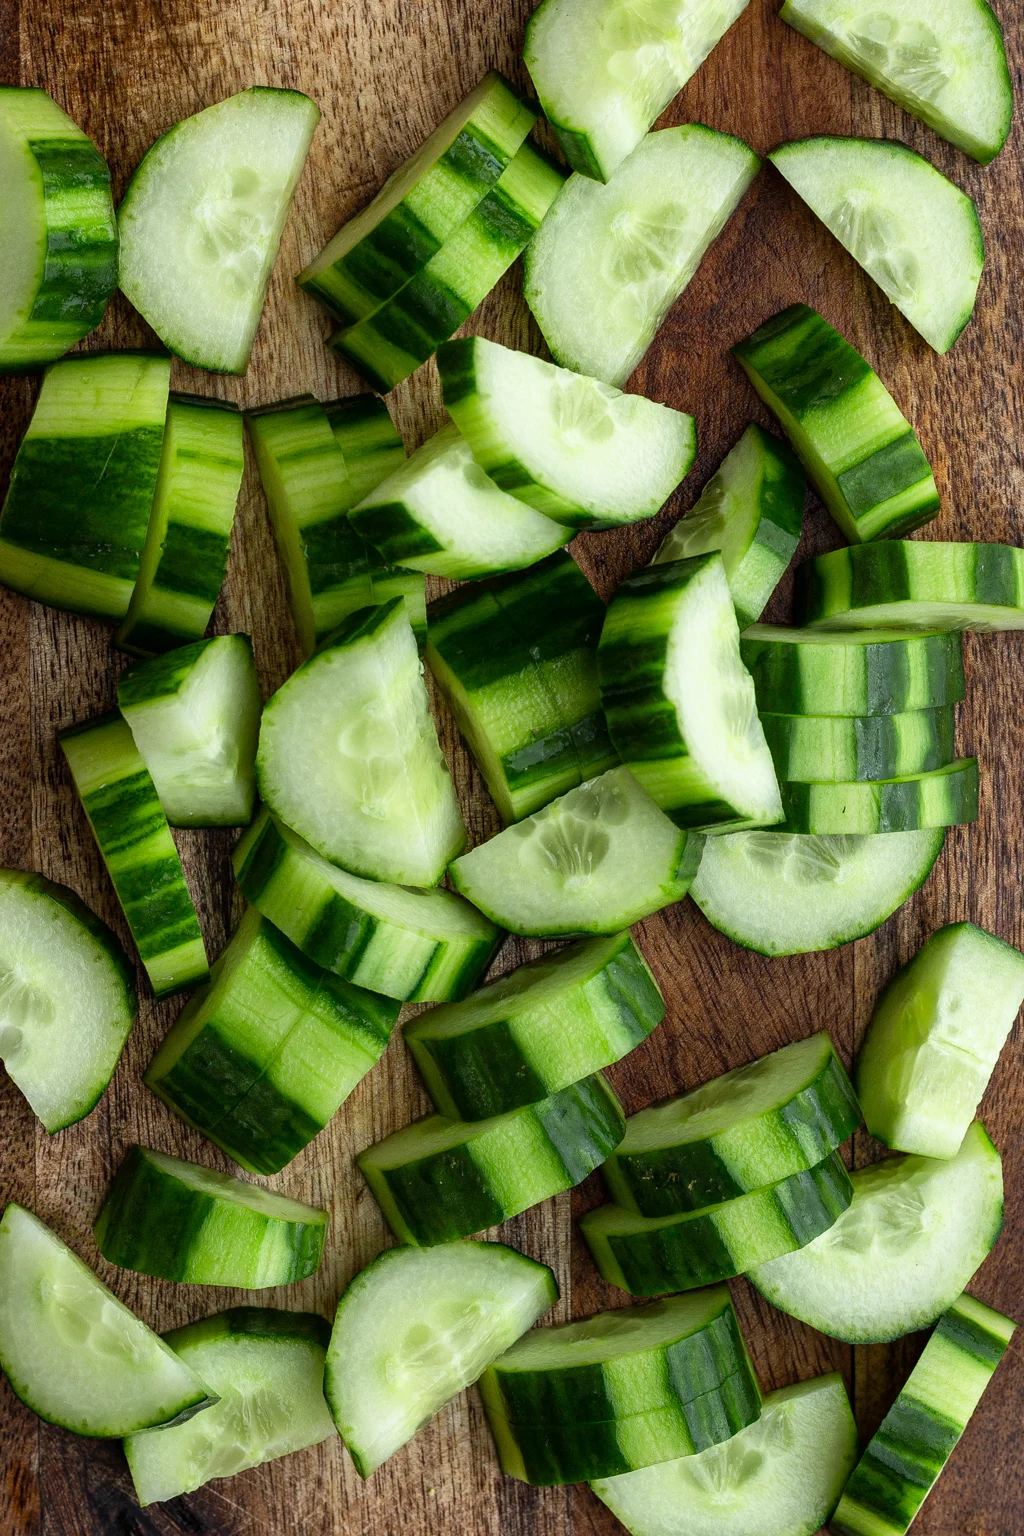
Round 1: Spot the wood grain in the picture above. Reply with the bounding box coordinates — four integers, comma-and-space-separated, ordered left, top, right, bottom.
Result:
2, 0, 1023, 1531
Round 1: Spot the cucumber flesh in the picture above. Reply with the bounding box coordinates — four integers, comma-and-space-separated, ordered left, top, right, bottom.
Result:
778, 758, 978, 835
796, 539, 1024, 632
761, 705, 956, 782
741, 625, 966, 718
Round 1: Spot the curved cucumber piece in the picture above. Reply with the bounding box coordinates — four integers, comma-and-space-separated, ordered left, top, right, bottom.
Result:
779, 758, 978, 835
742, 625, 965, 717
0, 88, 117, 369
797, 539, 1024, 631
525, 126, 760, 386
762, 705, 955, 782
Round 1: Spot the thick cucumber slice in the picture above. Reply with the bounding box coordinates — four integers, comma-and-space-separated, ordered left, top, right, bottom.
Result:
257, 600, 465, 886
406, 932, 664, 1120
592, 1372, 858, 1536
439, 336, 696, 529
525, 126, 759, 386
0, 870, 136, 1132
779, 757, 977, 834
358, 1073, 625, 1245
59, 714, 208, 999
603, 1031, 860, 1216
761, 705, 956, 782
450, 767, 701, 936
857, 922, 1024, 1159
94, 1145, 328, 1287
324, 1240, 557, 1477
653, 423, 805, 627
119, 88, 319, 373
0, 1204, 210, 1436
125, 1308, 335, 1506
770, 137, 983, 354
733, 305, 939, 543
797, 539, 1024, 632
741, 625, 965, 717
0, 352, 169, 622
0, 88, 117, 369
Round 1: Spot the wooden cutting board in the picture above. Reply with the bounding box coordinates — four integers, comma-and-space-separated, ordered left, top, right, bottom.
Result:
1, 0, 1022, 1531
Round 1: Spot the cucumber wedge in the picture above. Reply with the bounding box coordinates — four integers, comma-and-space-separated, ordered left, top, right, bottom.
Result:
761, 705, 956, 782
741, 625, 965, 717
779, 758, 978, 835
797, 540, 1024, 631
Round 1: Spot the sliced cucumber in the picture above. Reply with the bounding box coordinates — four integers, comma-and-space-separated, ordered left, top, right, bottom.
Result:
118, 87, 319, 373
797, 539, 1024, 631
324, 1240, 557, 1477
778, 757, 979, 835
438, 336, 696, 529
525, 126, 759, 385
761, 705, 956, 782
325, 393, 407, 502
733, 304, 939, 542
741, 625, 965, 717
256, 600, 465, 886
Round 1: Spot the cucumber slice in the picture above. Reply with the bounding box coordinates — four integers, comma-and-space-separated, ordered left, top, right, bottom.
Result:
324, 1240, 556, 1477
603, 1031, 860, 1216
117, 634, 261, 828
592, 1372, 858, 1536
857, 922, 1024, 1159
59, 713, 208, 999
779, 0, 1013, 165
733, 304, 939, 543
405, 932, 664, 1120
525, 126, 759, 385
741, 625, 965, 717
0, 1204, 210, 1436
358, 1073, 624, 1245
94, 1145, 329, 1287
581, 1152, 853, 1295
450, 767, 701, 936
748, 1120, 1003, 1341
0, 870, 136, 1132
0, 352, 170, 622
0, 88, 117, 369
653, 423, 805, 627
325, 393, 407, 502
779, 758, 978, 835
256, 600, 465, 886
770, 137, 983, 354
439, 336, 696, 530
125, 1308, 336, 1506
118, 87, 319, 373
797, 539, 1024, 632
523, 0, 753, 182
761, 705, 956, 782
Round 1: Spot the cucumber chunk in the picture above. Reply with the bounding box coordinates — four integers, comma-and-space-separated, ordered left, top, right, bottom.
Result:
0, 88, 117, 369
324, 1240, 556, 1477
439, 336, 696, 530
525, 126, 760, 385
256, 600, 465, 886
118, 87, 319, 373
0, 1204, 211, 1436
779, 758, 978, 836
125, 1308, 336, 1506
741, 625, 965, 717
733, 304, 939, 543
857, 922, 1024, 1159
761, 705, 956, 782
797, 539, 1024, 631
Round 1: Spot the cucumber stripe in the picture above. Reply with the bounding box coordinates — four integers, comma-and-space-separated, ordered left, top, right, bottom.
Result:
779, 759, 978, 835
741, 627, 965, 717
761, 706, 956, 782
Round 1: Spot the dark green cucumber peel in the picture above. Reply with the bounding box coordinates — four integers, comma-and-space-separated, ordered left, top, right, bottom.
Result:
761, 706, 956, 782
796, 540, 1024, 631
741, 627, 966, 717
779, 759, 979, 835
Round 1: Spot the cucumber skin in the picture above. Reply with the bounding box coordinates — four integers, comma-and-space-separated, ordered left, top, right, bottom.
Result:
779, 759, 978, 835
742, 628, 965, 717
761, 706, 956, 782
796, 540, 1024, 630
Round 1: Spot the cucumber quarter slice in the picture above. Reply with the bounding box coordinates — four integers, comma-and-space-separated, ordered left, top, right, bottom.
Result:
779, 758, 978, 836
761, 705, 956, 783
741, 625, 965, 717
450, 767, 701, 936
438, 336, 696, 530
525, 125, 760, 386
748, 1119, 1003, 1341
797, 540, 1024, 632
0, 870, 136, 1132
325, 1240, 557, 1477
0, 88, 117, 370
125, 1308, 336, 1506
118, 87, 319, 373
857, 922, 1024, 1159
770, 137, 983, 354
0, 1204, 210, 1437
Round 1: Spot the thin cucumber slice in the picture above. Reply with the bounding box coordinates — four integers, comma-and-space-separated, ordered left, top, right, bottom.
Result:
0, 352, 169, 622
125, 1308, 335, 1506
761, 705, 956, 782
256, 600, 465, 886
770, 137, 983, 354
733, 305, 939, 542
0, 1204, 210, 1436
653, 423, 805, 628
439, 336, 696, 530
118, 88, 319, 373
779, 757, 978, 835
741, 625, 965, 717
603, 1031, 860, 1216
857, 922, 1024, 1158
59, 713, 208, 999
325, 393, 407, 503
358, 1073, 624, 1245
405, 932, 664, 1120
450, 767, 701, 936
325, 1240, 556, 1478
94, 1146, 329, 1288
0, 870, 136, 1132
599, 554, 782, 832
797, 539, 1024, 632
748, 1120, 1003, 1341
0, 88, 117, 369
